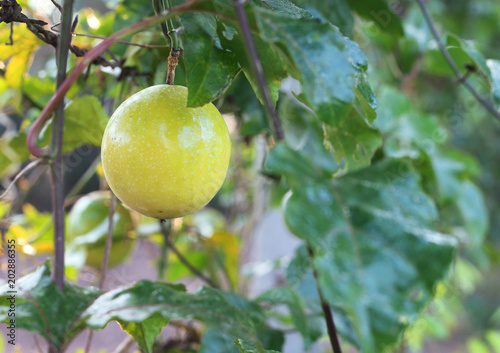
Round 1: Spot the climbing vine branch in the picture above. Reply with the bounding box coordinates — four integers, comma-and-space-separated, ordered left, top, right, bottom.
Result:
416, 0, 500, 121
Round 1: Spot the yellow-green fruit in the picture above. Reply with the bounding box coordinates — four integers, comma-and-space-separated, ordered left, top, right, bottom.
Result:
101, 85, 231, 219
66, 192, 134, 268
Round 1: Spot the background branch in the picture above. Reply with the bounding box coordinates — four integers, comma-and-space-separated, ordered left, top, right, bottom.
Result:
232, 0, 284, 141
416, 0, 500, 121
159, 220, 219, 288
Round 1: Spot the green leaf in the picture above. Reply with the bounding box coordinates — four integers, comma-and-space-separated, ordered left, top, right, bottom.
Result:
291, 0, 354, 36
179, 13, 241, 107
63, 96, 109, 151
429, 149, 480, 203
0, 133, 30, 178
82, 281, 266, 348
0, 263, 102, 351
112, 0, 155, 52
199, 328, 239, 353
347, 0, 404, 37
423, 33, 491, 85
466, 338, 490, 353
345, 38, 378, 123
456, 181, 488, 248
254, 10, 356, 121
323, 109, 381, 174
218, 20, 286, 106
486, 330, 500, 353
265, 152, 457, 352
254, 0, 311, 18
487, 59, 500, 109
41, 95, 109, 153
230, 76, 269, 136
252, 11, 380, 173
278, 96, 338, 179
120, 313, 169, 353
234, 339, 279, 353
277, 95, 381, 176
257, 287, 324, 348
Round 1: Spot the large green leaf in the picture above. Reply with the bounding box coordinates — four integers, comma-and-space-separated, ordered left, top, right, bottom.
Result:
82, 281, 267, 351
179, 13, 241, 107
279, 95, 380, 175
199, 328, 239, 353
265, 150, 457, 351
254, 9, 356, 122
40, 95, 109, 153
0, 264, 102, 351
456, 180, 488, 248
120, 313, 170, 353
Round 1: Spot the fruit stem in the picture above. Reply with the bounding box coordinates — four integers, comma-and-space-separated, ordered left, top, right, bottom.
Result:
166, 48, 181, 84
153, 0, 182, 85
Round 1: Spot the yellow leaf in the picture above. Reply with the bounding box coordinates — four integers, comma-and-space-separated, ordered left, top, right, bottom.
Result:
7, 224, 28, 244
5, 51, 31, 88
207, 231, 240, 287
0, 25, 42, 88
29, 240, 54, 254
0, 25, 42, 60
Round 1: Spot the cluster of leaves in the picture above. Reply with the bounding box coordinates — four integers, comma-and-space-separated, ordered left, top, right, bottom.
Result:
1, 0, 500, 352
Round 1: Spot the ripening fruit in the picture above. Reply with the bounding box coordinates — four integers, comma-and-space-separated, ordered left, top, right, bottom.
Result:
101, 85, 231, 219
66, 191, 134, 269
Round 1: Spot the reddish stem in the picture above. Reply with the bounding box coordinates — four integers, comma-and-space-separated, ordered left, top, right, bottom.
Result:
26, 0, 201, 157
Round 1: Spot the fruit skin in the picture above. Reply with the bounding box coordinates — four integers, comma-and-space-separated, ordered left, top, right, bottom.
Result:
101, 85, 231, 219
66, 191, 134, 268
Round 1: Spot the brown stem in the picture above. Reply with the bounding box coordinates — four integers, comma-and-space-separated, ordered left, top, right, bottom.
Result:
232, 0, 284, 141
415, 0, 500, 121
166, 48, 181, 85
307, 245, 343, 353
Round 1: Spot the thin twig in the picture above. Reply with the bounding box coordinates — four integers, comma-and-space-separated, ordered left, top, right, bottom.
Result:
232, 0, 284, 141
415, 0, 500, 121
112, 336, 136, 353
0, 159, 44, 200
72, 32, 168, 49
159, 220, 219, 288
83, 330, 93, 353
50, 0, 63, 13
99, 193, 116, 288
